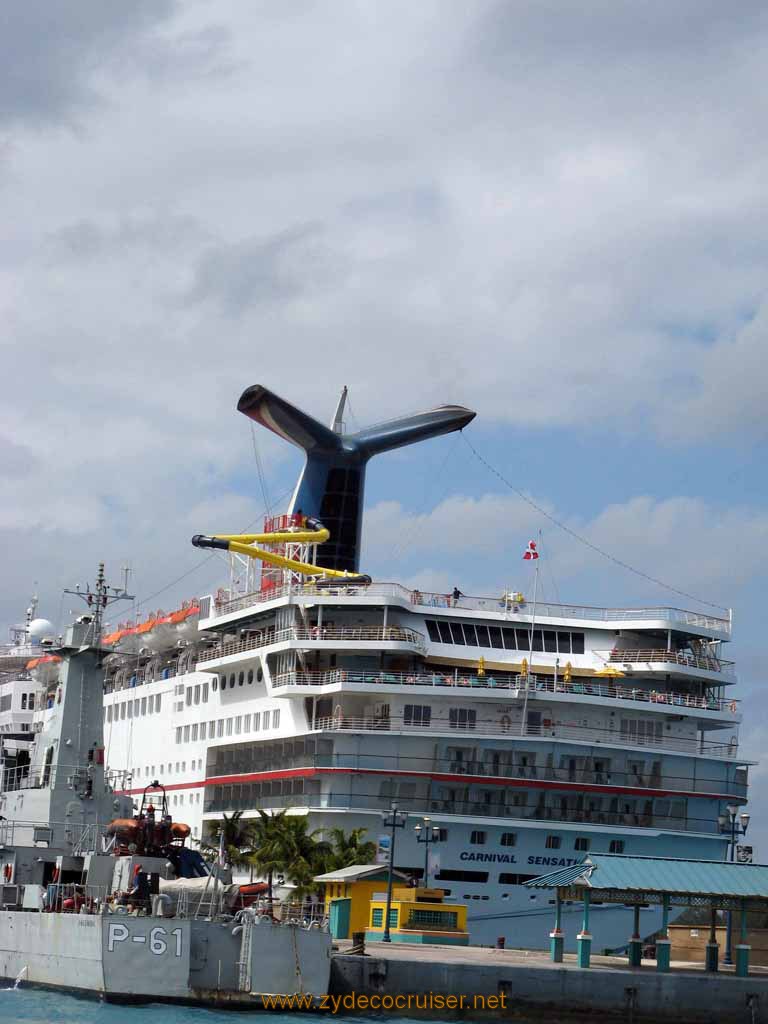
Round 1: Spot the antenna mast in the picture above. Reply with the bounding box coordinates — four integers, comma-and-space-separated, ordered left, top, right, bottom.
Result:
63, 562, 134, 647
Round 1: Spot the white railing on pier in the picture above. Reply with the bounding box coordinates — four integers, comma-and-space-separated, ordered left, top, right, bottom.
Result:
206, 581, 731, 634
271, 669, 737, 714
198, 624, 427, 664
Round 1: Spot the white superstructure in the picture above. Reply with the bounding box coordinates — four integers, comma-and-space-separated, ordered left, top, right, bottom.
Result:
99, 387, 749, 951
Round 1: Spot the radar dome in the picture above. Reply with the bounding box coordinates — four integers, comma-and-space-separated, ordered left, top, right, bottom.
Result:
28, 618, 55, 641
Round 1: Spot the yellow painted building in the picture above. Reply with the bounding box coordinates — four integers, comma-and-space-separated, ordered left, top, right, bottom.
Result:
367, 886, 469, 945
315, 864, 410, 939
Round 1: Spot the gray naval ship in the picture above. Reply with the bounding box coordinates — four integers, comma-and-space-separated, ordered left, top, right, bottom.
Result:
0, 566, 331, 1003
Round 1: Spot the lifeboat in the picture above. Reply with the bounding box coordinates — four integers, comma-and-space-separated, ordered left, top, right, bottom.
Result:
102, 622, 142, 654
171, 822, 191, 840
143, 613, 177, 652
107, 818, 141, 847
171, 604, 201, 641
26, 654, 62, 685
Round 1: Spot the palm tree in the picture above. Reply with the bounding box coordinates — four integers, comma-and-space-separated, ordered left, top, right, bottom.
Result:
250, 811, 332, 907
323, 826, 376, 871
199, 811, 255, 871
250, 809, 290, 909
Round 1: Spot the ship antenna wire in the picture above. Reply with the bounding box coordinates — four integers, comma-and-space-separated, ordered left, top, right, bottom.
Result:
249, 421, 272, 518
461, 434, 729, 612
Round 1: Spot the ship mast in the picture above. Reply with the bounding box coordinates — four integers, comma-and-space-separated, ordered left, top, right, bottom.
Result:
63, 562, 133, 650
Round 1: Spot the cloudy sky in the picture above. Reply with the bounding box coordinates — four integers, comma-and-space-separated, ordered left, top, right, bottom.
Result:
2, 3, 767, 847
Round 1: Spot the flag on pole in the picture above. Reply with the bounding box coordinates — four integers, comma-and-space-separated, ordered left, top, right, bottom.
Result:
523, 540, 539, 560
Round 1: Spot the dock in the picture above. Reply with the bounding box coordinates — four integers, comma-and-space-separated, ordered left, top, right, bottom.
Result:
331, 942, 768, 1023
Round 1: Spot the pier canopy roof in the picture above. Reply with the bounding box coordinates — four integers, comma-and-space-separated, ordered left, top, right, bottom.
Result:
524, 854, 768, 911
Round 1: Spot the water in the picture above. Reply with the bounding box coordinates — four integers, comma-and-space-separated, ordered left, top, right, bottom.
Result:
1, 989, 475, 1024
1, 989, 317, 1024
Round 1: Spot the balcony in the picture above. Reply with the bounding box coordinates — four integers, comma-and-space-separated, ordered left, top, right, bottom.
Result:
312, 713, 739, 760
202, 788, 725, 836
203, 582, 732, 635
198, 624, 426, 665
204, 749, 747, 800
271, 669, 738, 716
605, 648, 733, 676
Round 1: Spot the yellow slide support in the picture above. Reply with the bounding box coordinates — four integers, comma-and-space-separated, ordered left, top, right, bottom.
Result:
191, 516, 372, 584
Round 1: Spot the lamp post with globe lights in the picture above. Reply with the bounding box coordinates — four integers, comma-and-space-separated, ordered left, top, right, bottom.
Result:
718, 804, 751, 967
414, 817, 440, 887
381, 803, 407, 942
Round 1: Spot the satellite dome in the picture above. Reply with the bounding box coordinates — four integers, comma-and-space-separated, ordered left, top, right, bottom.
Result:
28, 618, 55, 641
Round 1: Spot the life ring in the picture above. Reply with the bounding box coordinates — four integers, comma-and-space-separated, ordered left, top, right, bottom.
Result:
729, 701, 737, 713
500, 714, 511, 732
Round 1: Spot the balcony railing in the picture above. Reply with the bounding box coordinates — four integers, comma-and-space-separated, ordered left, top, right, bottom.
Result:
312, 714, 738, 760
206, 751, 747, 799
605, 649, 733, 674
198, 625, 427, 664
206, 582, 731, 634
202, 790, 725, 836
271, 669, 738, 715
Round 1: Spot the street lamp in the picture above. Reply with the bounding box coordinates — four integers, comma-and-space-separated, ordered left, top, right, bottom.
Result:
720, 804, 750, 966
414, 817, 440, 887
381, 802, 407, 942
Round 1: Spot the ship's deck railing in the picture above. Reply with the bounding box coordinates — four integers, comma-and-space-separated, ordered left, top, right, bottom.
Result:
198, 624, 427, 664
603, 649, 733, 673
272, 669, 737, 714
0, 818, 100, 851
312, 714, 738, 760
204, 791, 725, 837
2, 762, 132, 794
207, 749, 748, 799
42, 882, 110, 913
208, 581, 731, 633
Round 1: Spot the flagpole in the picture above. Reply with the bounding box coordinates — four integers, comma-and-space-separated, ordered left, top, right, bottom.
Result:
521, 529, 541, 736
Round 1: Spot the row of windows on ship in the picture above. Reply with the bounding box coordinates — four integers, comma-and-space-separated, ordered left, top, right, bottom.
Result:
425, 621, 586, 654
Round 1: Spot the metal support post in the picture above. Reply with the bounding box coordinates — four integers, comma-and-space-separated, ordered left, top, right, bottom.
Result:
577, 891, 592, 968
705, 906, 719, 972
550, 891, 564, 963
381, 803, 406, 942
628, 904, 643, 967
736, 899, 751, 978
656, 893, 671, 972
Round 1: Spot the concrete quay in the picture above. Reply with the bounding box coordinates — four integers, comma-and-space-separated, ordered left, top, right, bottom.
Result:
331, 942, 768, 1023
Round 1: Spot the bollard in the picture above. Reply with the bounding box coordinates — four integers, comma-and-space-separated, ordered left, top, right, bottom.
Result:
497, 936, 505, 949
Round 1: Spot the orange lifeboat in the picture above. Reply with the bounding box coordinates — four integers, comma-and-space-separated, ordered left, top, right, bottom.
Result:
172, 603, 200, 641
107, 819, 141, 849
26, 654, 62, 685
171, 822, 191, 840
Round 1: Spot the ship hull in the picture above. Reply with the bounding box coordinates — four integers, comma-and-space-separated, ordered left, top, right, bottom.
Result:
0, 911, 331, 1003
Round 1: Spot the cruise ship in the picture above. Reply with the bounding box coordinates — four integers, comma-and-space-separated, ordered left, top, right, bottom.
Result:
12, 386, 749, 951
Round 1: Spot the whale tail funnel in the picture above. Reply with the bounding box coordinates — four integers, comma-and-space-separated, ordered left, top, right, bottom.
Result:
238, 385, 476, 572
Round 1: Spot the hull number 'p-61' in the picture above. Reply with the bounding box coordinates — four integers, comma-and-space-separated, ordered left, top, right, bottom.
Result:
107, 923, 183, 956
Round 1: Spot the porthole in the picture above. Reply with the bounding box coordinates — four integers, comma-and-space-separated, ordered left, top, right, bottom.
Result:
247, 669, 254, 684
221, 677, 226, 690
256, 667, 264, 684
212, 677, 218, 692
238, 671, 245, 686
229, 673, 236, 688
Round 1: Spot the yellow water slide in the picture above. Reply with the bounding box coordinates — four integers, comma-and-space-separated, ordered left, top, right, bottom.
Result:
191, 516, 372, 584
